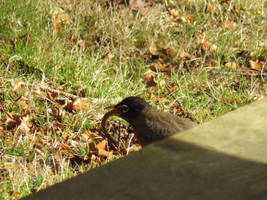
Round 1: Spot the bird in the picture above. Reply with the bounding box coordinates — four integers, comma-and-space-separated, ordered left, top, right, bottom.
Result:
101, 96, 196, 147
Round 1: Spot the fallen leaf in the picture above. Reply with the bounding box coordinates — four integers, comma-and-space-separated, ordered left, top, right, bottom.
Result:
225, 62, 237, 70
19, 94, 28, 110
181, 14, 194, 22
159, 79, 166, 87
53, 19, 61, 35
58, 143, 73, 156
179, 49, 194, 59
47, 91, 58, 101
90, 154, 96, 164
223, 20, 236, 30
205, 60, 219, 67
150, 61, 171, 73
18, 113, 32, 134
143, 70, 157, 87
249, 60, 266, 71
10, 80, 24, 91
98, 149, 113, 157
54, 7, 71, 24
150, 94, 171, 103
5, 113, 21, 130
96, 140, 107, 151
49, 106, 65, 122
65, 98, 88, 112
149, 41, 160, 56
79, 88, 87, 97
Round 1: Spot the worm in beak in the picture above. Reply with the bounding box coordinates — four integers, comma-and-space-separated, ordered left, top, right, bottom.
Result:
100, 105, 122, 148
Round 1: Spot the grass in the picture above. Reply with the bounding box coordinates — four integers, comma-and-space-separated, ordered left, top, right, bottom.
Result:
0, 0, 266, 199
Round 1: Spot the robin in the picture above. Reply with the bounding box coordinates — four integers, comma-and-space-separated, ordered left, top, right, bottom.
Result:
101, 96, 196, 147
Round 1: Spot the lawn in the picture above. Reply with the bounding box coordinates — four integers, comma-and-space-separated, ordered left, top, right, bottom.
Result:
0, 0, 266, 199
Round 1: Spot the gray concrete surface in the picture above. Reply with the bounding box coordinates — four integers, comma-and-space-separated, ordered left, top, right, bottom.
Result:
22, 97, 267, 200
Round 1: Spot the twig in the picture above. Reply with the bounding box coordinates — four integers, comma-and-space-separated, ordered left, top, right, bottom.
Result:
4, 78, 120, 104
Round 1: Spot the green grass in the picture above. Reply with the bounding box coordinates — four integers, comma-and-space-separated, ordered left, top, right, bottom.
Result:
0, 0, 266, 199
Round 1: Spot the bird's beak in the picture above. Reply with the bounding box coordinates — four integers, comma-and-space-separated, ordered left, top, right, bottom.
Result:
104, 105, 122, 116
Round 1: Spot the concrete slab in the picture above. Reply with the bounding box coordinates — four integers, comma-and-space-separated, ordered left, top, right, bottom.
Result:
22, 97, 267, 200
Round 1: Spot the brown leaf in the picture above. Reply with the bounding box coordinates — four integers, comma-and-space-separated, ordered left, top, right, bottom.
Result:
223, 20, 236, 30
179, 49, 194, 59
181, 14, 194, 22
19, 94, 28, 110
149, 41, 160, 56
79, 88, 87, 97
47, 91, 58, 101
18, 113, 32, 134
53, 19, 61, 35
58, 143, 73, 156
144, 70, 157, 87
5, 113, 21, 130
90, 154, 97, 164
65, 98, 88, 112
49, 106, 65, 122
54, 7, 71, 24
249, 60, 266, 71
81, 131, 96, 142
150, 94, 171, 103
10, 80, 24, 91
98, 149, 113, 158
205, 60, 219, 67
96, 140, 107, 151
225, 62, 237, 70
150, 61, 171, 73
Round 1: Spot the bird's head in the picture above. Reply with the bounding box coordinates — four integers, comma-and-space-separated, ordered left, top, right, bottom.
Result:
105, 96, 150, 124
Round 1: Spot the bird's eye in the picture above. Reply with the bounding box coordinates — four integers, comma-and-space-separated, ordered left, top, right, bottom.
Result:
118, 104, 129, 113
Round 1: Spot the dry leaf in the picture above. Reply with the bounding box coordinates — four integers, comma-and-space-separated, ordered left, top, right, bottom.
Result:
47, 91, 58, 101
90, 154, 96, 164
79, 88, 87, 97
10, 80, 24, 91
168, 8, 179, 18
19, 94, 28, 110
179, 49, 194, 59
48, 106, 65, 122
181, 14, 194, 22
150, 94, 171, 103
98, 149, 113, 157
5, 113, 21, 130
66, 98, 88, 112
249, 60, 266, 71
149, 41, 160, 56
225, 62, 237, 70
159, 79, 166, 87
223, 21, 236, 30
18, 114, 31, 134
96, 140, 107, 151
53, 19, 61, 35
205, 60, 219, 67
53, 8, 71, 35
58, 143, 73, 156
54, 7, 71, 24
81, 131, 92, 141
143, 70, 157, 87
150, 62, 171, 73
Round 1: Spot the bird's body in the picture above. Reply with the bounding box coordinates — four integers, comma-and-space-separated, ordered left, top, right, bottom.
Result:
130, 106, 196, 145
102, 96, 196, 147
